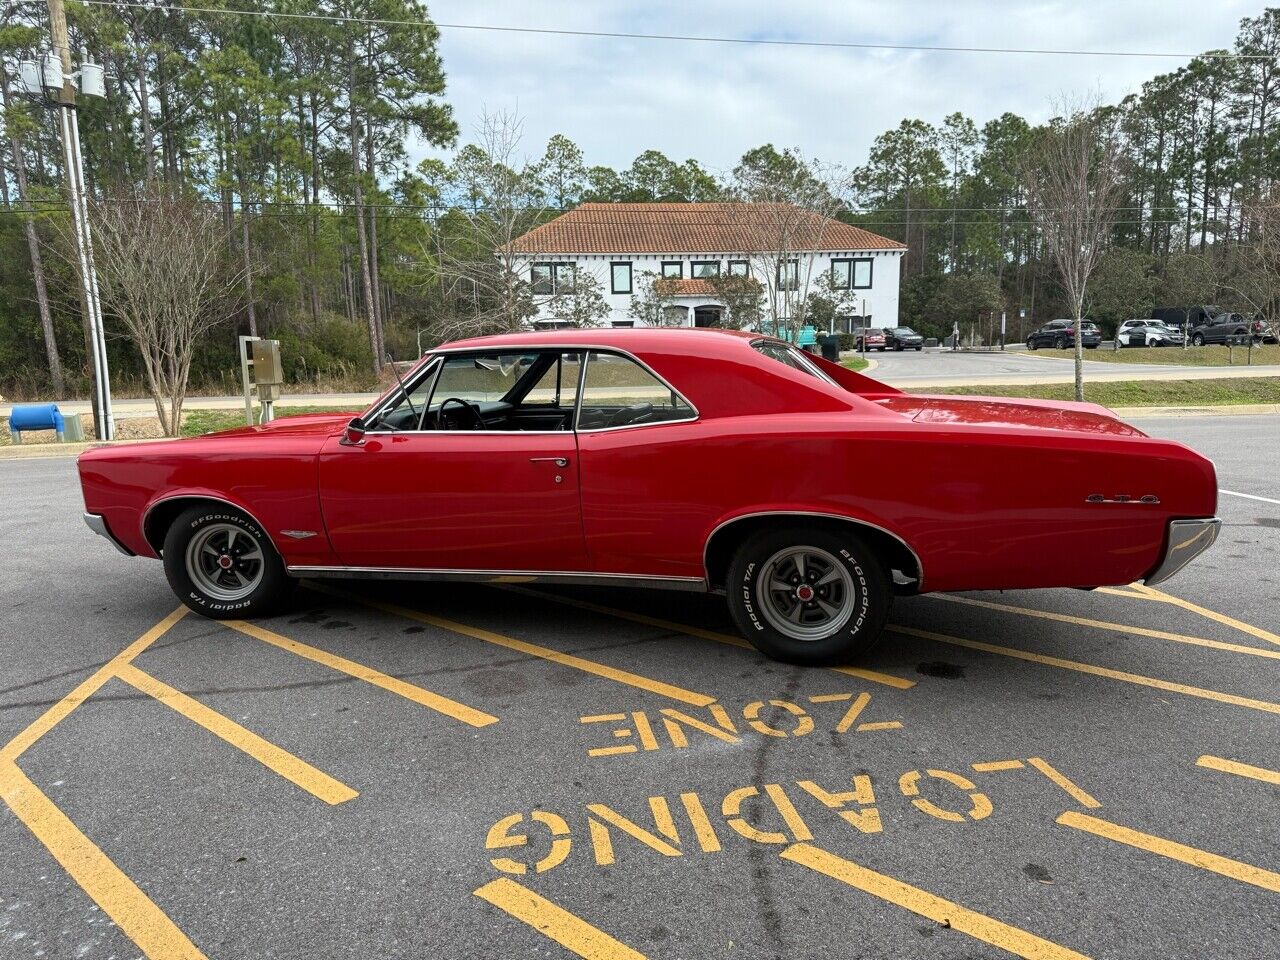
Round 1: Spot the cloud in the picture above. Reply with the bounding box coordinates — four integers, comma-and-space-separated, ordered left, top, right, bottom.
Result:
416, 0, 1257, 172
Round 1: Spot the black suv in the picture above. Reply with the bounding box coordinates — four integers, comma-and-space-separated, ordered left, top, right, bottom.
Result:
884, 326, 924, 351
1026, 320, 1102, 350
1188, 312, 1254, 346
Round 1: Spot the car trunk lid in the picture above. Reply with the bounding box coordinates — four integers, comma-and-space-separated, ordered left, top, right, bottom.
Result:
874, 394, 1146, 437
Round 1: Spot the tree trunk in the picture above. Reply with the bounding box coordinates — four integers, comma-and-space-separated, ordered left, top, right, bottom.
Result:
365, 130, 385, 359
349, 108, 381, 373
137, 48, 156, 181
3, 74, 65, 396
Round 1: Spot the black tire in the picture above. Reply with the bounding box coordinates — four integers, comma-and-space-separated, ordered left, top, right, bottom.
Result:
162, 505, 294, 618
1192, 333, 1205, 346
915, 345, 923, 351
1027, 339, 1037, 350
725, 526, 892, 666
1056, 336, 1070, 349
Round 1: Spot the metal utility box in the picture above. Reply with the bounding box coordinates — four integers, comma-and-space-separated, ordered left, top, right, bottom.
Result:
250, 338, 284, 385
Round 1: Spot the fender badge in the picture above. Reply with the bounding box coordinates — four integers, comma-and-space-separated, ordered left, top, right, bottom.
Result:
1086, 494, 1160, 505
281, 530, 319, 539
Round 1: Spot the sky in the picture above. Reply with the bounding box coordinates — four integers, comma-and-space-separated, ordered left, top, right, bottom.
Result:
420, 0, 1261, 175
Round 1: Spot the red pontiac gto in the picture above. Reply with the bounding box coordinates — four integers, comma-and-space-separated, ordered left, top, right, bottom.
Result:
78, 329, 1220, 664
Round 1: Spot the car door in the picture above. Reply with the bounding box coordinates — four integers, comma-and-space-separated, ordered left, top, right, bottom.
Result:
317, 349, 588, 572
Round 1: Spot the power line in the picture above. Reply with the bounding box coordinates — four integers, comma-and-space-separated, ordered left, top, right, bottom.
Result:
76, 0, 1276, 61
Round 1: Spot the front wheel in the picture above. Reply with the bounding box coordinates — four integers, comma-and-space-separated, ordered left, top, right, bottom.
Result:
162, 505, 294, 618
1027, 339, 1037, 350
915, 345, 923, 351
726, 527, 892, 665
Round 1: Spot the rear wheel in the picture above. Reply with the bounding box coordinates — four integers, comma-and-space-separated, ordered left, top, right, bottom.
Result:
162, 505, 294, 618
1056, 336, 1070, 349
726, 527, 892, 665
1192, 333, 1205, 346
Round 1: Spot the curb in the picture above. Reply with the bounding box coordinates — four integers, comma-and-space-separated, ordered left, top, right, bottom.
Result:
0, 437, 178, 461
1115, 403, 1280, 419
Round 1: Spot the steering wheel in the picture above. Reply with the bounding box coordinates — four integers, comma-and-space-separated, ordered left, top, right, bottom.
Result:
439, 397, 486, 431
607, 402, 654, 428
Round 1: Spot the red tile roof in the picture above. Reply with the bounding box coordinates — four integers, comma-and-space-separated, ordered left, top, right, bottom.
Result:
665, 279, 719, 296
510, 202, 906, 255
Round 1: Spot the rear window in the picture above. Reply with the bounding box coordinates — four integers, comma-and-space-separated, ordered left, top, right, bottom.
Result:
751, 340, 836, 384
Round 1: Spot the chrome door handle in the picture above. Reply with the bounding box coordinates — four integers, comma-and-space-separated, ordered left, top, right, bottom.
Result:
530, 457, 569, 467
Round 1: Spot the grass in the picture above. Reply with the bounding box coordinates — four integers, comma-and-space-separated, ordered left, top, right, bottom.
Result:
1049, 344, 1280, 366
841, 357, 870, 372
909, 377, 1280, 407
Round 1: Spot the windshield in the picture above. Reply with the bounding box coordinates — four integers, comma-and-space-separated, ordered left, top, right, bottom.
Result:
892, 327, 917, 335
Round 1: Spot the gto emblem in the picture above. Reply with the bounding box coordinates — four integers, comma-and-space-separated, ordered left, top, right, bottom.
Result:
280, 529, 319, 539
1085, 494, 1160, 505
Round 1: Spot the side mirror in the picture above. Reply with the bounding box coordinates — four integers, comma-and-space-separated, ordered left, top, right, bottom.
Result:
340, 417, 366, 446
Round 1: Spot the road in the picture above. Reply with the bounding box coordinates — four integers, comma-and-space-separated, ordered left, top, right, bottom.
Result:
1, 414, 1277, 959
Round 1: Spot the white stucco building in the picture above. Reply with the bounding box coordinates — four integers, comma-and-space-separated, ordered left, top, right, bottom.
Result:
509, 202, 905, 332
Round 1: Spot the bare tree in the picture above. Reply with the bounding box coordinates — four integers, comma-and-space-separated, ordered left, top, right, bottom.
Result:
722, 149, 853, 341
88, 185, 245, 435
1226, 190, 1280, 341
1022, 95, 1128, 401
545, 267, 610, 327
432, 109, 547, 339
627, 272, 680, 327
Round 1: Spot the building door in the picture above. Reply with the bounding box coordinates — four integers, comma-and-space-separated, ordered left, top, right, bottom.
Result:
694, 306, 723, 328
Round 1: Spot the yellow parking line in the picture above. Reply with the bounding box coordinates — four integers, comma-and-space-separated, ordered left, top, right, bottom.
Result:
780, 843, 1090, 960
0, 606, 188, 765
224, 620, 498, 728
313, 586, 716, 708
115, 663, 358, 806
1058, 811, 1280, 894
1, 760, 208, 960
474, 877, 647, 960
1027, 758, 1100, 809
1196, 755, 1280, 787
888, 625, 1280, 716
931, 595, 1280, 660
1126, 583, 1280, 648
499, 585, 916, 690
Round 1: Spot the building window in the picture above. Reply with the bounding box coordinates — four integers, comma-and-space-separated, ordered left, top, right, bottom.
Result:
611, 262, 632, 295
691, 260, 720, 278
831, 259, 852, 290
662, 305, 689, 326
728, 260, 749, 277
532, 262, 576, 295
852, 258, 873, 289
661, 261, 683, 279
777, 259, 799, 291
531, 263, 554, 296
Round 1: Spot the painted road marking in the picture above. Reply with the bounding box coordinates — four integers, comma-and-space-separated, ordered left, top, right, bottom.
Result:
932, 595, 1280, 660
0, 761, 208, 960
473, 877, 647, 960
225, 619, 498, 728
1221, 489, 1280, 506
0, 606, 188, 765
115, 663, 358, 805
780, 843, 1091, 960
313, 585, 717, 707
889, 625, 1280, 716
1125, 583, 1280, 648
1196, 755, 1280, 787
1026, 758, 1100, 809
1058, 811, 1280, 894
498, 585, 916, 690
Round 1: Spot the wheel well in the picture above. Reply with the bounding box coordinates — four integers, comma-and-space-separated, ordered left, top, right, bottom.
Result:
703, 514, 922, 593
143, 497, 255, 555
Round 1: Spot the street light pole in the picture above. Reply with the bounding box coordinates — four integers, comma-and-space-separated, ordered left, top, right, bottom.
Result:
47, 0, 113, 439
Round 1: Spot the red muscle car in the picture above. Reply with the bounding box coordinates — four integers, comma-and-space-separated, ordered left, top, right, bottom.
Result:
78, 329, 1220, 664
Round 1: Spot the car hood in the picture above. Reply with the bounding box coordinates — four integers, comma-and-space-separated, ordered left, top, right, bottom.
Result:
874, 395, 1146, 437
208, 411, 358, 439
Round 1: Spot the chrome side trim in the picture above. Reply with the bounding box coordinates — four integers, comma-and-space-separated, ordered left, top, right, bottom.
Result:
702, 510, 925, 591
141, 495, 280, 557
84, 512, 134, 556
1144, 517, 1221, 586
285, 566, 708, 592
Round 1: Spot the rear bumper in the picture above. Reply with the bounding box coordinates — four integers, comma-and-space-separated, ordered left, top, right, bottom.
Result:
1144, 518, 1220, 586
84, 512, 135, 557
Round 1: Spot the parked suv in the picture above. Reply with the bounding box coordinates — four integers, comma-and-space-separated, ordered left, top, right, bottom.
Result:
1026, 320, 1102, 350
884, 326, 925, 351
855, 328, 887, 351
1188, 312, 1252, 346
1117, 319, 1184, 347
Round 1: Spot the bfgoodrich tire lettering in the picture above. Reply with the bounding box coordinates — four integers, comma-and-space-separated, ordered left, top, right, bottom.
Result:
162, 505, 294, 619
725, 527, 892, 666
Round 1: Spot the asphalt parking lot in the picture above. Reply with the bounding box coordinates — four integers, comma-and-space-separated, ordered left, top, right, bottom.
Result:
2, 414, 1277, 960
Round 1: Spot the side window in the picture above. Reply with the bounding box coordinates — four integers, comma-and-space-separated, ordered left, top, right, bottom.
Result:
577, 352, 695, 431
527, 352, 583, 408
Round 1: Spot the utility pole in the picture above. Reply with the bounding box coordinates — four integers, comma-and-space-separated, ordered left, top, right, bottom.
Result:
47, 0, 113, 439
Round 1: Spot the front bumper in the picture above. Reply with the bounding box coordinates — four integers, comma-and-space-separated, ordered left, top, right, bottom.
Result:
1144, 518, 1221, 585
84, 512, 135, 556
